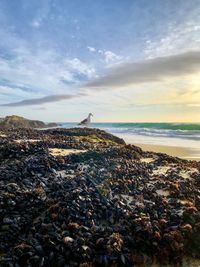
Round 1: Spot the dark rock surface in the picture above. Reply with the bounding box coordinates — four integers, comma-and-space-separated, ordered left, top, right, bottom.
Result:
0, 115, 59, 129
0, 127, 200, 266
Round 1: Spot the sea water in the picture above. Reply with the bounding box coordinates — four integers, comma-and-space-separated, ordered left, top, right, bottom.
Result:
61, 122, 200, 150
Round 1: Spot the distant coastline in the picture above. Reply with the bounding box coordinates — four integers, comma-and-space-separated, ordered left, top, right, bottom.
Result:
0, 115, 59, 129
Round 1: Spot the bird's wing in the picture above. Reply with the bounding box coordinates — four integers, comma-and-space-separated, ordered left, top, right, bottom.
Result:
79, 118, 88, 124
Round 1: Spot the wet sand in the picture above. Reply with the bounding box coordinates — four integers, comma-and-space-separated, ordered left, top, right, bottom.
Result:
137, 143, 200, 161
49, 148, 87, 156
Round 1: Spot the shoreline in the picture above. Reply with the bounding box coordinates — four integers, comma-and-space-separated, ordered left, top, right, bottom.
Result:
108, 132, 200, 161
135, 143, 200, 161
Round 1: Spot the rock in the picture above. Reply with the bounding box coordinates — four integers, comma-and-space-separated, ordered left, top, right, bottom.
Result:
0, 127, 200, 266
63, 236, 74, 245
0, 115, 59, 129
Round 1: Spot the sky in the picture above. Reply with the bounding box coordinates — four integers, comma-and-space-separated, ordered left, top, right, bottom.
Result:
0, 0, 200, 122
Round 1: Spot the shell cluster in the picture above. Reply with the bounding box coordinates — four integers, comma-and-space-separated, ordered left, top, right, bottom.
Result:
0, 127, 200, 266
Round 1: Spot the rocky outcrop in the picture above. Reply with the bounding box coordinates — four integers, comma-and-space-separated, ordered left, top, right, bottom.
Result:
0, 115, 59, 129
0, 128, 200, 266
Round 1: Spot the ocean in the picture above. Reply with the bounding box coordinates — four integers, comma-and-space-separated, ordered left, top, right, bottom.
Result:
61, 122, 200, 150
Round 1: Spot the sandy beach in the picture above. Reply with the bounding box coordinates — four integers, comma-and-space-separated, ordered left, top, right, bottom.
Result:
137, 143, 200, 161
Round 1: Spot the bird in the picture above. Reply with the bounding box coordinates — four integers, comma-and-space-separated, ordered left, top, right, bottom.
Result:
78, 113, 93, 126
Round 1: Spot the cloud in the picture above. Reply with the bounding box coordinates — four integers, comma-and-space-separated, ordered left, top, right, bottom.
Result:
32, 107, 47, 110
87, 46, 96, 52
144, 20, 200, 58
0, 79, 37, 93
64, 58, 95, 79
2, 50, 199, 107
87, 47, 122, 64
98, 50, 122, 64
0, 26, 96, 106
31, 20, 41, 28
29, 0, 50, 29
1, 93, 86, 107
0, 23, 96, 103
0, 85, 33, 99
0, 47, 95, 95
128, 102, 200, 109
104, 51, 122, 64
187, 103, 200, 107
85, 50, 200, 89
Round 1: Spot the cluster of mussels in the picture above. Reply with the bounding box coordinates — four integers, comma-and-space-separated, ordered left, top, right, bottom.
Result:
0, 127, 200, 267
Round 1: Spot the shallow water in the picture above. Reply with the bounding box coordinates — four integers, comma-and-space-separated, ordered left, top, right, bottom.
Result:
61, 122, 200, 150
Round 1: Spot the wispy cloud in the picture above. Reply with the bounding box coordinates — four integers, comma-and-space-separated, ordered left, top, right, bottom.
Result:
87, 46, 96, 52
87, 46, 122, 64
85, 50, 200, 89
0, 25, 96, 106
32, 107, 47, 110
1, 93, 86, 107
145, 20, 200, 58
104, 51, 122, 64
127, 102, 200, 109
29, 0, 50, 29
31, 19, 41, 28
3, 50, 199, 107
0, 48, 95, 95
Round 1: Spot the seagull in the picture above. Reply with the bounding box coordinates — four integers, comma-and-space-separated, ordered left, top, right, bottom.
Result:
78, 113, 93, 126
